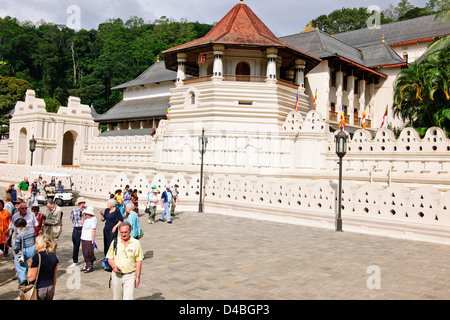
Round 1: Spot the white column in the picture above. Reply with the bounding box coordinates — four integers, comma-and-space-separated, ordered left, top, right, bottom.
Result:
176, 53, 187, 87
212, 45, 225, 81
295, 59, 306, 87
367, 80, 375, 128
336, 70, 344, 119
358, 79, 366, 119
347, 75, 355, 124
266, 47, 278, 84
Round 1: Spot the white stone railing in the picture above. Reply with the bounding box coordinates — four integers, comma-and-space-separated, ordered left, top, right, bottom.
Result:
324, 126, 450, 183
81, 134, 155, 169
0, 140, 8, 163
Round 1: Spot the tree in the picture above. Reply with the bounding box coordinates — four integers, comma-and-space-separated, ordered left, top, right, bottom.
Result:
384, 0, 415, 21
0, 75, 32, 117
0, 14, 214, 118
393, 41, 450, 136
311, 7, 392, 34
398, 7, 433, 20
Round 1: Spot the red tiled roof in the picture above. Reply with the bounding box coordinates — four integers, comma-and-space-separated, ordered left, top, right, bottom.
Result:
162, 2, 320, 75
163, 2, 317, 57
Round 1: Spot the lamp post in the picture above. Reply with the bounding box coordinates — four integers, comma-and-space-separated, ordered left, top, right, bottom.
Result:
29, 135, 36, 167
198, 128, 208, 213
335, 129, 347, 232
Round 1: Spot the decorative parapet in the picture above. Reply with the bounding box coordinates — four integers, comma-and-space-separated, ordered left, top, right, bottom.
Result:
12, 90, 47, 115
81, 134, 156, 169
57, 96, 92, 117
0, 140, 8, 163
343, 126, 450, 154
326, 126, 450, 180
283, 110, 327, 134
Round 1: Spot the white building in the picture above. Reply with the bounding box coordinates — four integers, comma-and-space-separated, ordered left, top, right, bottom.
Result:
1, 1, 450, 244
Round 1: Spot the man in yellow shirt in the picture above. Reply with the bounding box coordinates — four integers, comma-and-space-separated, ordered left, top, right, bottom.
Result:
106, 221, 143, 300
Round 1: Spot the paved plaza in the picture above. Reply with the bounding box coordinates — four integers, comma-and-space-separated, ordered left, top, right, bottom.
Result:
1, 205, 450, 301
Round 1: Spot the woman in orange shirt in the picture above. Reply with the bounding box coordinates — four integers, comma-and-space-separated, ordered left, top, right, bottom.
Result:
0, 200, 11, 256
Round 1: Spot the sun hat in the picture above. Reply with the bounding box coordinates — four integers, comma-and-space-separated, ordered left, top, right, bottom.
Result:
77, 197, 87, 204
84, 206, 95, 216
152, 188, 159, 193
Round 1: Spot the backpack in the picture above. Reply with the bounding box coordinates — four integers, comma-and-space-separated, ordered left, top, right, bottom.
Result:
102, 237, 117, 272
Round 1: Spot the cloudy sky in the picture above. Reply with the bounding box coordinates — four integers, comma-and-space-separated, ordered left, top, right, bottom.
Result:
0, 0, 430, 36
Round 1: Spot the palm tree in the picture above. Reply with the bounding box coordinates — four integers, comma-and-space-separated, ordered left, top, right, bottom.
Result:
393, 45, 450, 136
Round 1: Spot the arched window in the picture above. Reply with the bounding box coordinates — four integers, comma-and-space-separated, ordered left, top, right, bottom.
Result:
235, 61, 250, 81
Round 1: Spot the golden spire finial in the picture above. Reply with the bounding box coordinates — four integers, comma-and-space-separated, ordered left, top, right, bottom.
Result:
382, 34, 385, 43
301, 21, 316, 33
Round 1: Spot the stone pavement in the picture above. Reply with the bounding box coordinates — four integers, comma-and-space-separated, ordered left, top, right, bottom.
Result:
1, 205, 450, 300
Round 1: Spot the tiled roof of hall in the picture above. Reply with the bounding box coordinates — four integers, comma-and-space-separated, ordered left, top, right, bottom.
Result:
280, 28, 406, 72
111, 60, 180, 90
94, 95, 169, 123
162, 1, 321, 74
280, 29, 365, 65
333, 14, 450, 48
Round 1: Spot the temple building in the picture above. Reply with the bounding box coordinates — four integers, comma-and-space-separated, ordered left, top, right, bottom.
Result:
93, 1, 450, 135
2, 1, 450, 244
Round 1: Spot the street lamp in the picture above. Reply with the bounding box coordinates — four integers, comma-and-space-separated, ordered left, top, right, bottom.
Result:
335, 129, 347, 232
198, 128, 208, 213
29, 135, 36, 166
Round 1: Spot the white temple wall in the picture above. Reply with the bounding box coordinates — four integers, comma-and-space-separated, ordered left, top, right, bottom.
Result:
1, 94, 450, 244
123, 82, 173, 101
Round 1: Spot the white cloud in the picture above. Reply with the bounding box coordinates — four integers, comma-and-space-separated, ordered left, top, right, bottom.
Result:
0, 0, 432, 36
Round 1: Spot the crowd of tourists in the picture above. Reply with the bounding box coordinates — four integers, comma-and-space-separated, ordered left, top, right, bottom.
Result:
0, 177, 180, 300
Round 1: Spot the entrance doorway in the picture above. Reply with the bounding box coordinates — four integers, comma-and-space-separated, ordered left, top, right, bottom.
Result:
62, 131, 76, 165
18, 128, 27, 164
236, 61, 250, 81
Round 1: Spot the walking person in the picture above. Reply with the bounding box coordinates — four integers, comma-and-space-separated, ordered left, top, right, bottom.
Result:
114, 189, 124, 215
131, 189, 139, 215
31, 206, 45, 237
17, 177, 30, 204
3, 193, 14, 216
29, 179, 39, 207
80, 206, 97, 273
123, 188, 132, 209
13, 217, 37, 285
146, 188, 158, 224
106, 222, 143, 300
0, 200, 11, 258
170, 184, 180, 217
159, 186, 173, 224
27, 234, 59, 300
69, 198, 86, 267
10, 202, 38, 252
6, 183, 17, 203
42, 199, 63, 252
123, 203, 142, 239
100, 199, 123, 256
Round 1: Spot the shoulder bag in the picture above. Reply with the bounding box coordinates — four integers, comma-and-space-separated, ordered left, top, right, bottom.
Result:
17, 253, 41, 300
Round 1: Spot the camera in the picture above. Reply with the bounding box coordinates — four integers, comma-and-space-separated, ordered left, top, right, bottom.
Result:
16, 251, 24, 264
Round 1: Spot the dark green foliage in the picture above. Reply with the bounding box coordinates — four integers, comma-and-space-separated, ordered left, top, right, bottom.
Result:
0, 15, 213, 117
393, 37, 450, 136
311, 7, 393, 34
